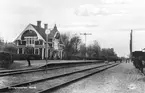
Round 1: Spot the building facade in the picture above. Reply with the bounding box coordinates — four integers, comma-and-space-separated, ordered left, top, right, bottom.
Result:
14, 21, 64, 59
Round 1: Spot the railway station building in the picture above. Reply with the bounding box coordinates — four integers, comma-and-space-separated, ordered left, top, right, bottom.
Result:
14, 21, 64, 59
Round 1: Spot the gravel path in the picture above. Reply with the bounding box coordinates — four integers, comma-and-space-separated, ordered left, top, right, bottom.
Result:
53, 62, 145, 93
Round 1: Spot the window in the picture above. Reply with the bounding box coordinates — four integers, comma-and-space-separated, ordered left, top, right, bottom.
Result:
19, 48, 22, 54
39, 40, 43, 45
39, 40, 40, 44
49, 43, 52, 48
26, 38, 30, 45
25, 37, 37, 46
35, 48, 39, 55
32, 38, 35, 44
35, 41, 39, 45
30, 38, 31, 44
20, 41, 22, 44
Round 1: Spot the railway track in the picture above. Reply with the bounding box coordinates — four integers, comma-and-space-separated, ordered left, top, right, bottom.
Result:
0, 62, 120, 93
0, 62, 104, 77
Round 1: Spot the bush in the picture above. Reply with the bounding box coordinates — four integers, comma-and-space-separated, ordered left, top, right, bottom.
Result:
12, 54, 26, 60
12, 54, 41, 60
0, 52, 13, 68
107, 56, 119, 62
28, 54, 41, 60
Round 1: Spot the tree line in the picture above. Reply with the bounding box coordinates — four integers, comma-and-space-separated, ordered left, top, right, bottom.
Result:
0, 38, 17, 53
61, 33, 118, 60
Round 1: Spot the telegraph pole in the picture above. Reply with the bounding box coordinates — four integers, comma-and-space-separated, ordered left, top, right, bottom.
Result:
130, 29, 133, 61
80, 33, 92, 60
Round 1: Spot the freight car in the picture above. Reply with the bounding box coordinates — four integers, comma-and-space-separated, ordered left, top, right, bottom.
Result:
132, 51, 145, 74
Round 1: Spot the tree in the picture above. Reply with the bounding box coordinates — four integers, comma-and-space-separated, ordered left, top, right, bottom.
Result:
92, 40, 101, 57
60, 33, 81, 59
0, 37, 4, 45
79, 43, 86, 58
60, 33, 118, 60
86, 40, 101, 58
3, 43, 17, 53
87, 45, 94, 58
70, 35, 81, 54
0, 37, 4, 51
101, 48, 118, 60
60, 33, 71, 59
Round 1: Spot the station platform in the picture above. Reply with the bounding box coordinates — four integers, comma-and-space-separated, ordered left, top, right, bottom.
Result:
0, 60, 104, 72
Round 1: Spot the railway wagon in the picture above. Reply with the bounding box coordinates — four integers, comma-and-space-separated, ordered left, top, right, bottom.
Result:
132, 51, 145, 72
132, 51, 145, 58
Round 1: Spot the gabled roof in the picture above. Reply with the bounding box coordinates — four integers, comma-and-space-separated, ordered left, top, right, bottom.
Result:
31, 24, 46, 40
31, 24, 59, 41
14, 22, 64, 45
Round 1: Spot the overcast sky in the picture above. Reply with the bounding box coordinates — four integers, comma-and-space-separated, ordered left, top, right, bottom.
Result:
0, 0, 145, 57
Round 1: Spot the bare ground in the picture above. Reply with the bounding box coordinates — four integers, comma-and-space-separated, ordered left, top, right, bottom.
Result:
53, 62, 145, 93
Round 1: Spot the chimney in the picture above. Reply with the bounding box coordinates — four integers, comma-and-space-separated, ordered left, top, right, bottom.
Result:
44, 24, 48, 30
37, 21, 41, 28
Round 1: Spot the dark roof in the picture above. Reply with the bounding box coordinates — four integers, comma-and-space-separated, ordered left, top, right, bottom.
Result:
31, 24, 58, 41
132, 51, 144, 57
31, 24, 63, 44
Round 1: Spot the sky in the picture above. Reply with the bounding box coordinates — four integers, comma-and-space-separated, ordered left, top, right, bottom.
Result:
0, 0, 145, 57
